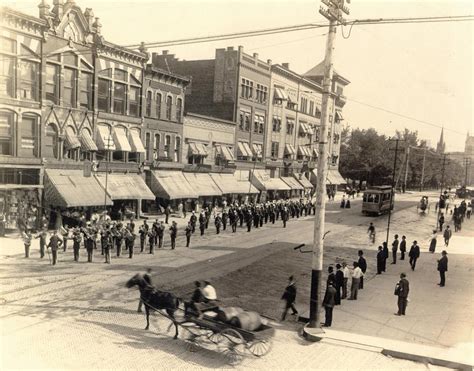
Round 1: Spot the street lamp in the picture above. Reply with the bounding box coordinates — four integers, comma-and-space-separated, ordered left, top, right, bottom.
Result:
103, 134, 113, 212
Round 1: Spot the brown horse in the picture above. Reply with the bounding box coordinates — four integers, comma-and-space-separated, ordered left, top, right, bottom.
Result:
126, 274, 180, 339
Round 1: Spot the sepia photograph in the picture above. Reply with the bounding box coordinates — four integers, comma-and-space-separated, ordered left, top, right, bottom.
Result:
0, 0, 473, 369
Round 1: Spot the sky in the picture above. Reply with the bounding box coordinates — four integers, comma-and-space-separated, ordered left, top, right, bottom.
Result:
4, 0, 474, 152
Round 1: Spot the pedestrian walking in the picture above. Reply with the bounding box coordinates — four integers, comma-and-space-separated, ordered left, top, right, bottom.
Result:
35, 229, 48, 258
437, 250, 448, 287
22, 230, 32, 258
443, 226, 452, 247
391, 234, 399, 264
327, 266, 335, 287
438, 213, 445, 232
157, 222, 165, 248
170, 221, 177, 249
199, 212, 206, 236
190, 212, 197, 233
400, 235, 407, 260
61, 225, 69, 252
408, 240, 420, 271
165, 204, 171, 224
148, 229, 155, 254
137, 268, 152, 312
185, 222, 192, 247
72, 230, 82, 262
348, 262, 363, 300
139, 225, 146, 252
429, 229, 437, 253
126, 230, 135, 259
322, 280, 337, 327
394, 273, 409, 316
102, 230, 112, 264
47, 230, 63, 265
358, 250, 367, 289
280, 276, 298, 321
341, 262, 350, 299
334, 264, 344, 305
376, 245, 384, 274
215, 214, 222, 234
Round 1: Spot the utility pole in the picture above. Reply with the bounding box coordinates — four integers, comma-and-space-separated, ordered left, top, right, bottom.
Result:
104, 135, 113, 211
436, 154, 447, 229
403, 146, 410, 193
308, 0, 350, 329
385, 139, 404, 249
420, 147, 426, 192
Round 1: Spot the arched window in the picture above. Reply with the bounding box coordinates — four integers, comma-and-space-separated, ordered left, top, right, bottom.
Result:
164, 134, 171, 158
44, 123, 58, 159
0, 111, 14, 156
174, 136, 181, 162
166, 96, 172, 120
146, 91, 152, 117
176, 98, 182, 123
156, 93, 162, 118
153, 133, 160, 160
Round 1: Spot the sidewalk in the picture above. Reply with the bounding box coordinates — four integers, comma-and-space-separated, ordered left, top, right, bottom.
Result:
303, 218, 474, 369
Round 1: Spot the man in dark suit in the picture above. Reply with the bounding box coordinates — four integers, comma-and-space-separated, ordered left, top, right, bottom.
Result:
358, 250, 367, 289
327, 266, 336, 287
165, 205, 171, 224
399, 235, 407, 260
323, 279, 337, 326
395, 272, 409, 315
169, 221, 177, 249
376, 245, 385, 274
47, 230, 63, 266
437, 250, 448, 287
391, 234, 399, 264
281, 276, 298, 321
409, 241, 420, 271
382, 242, 389, 272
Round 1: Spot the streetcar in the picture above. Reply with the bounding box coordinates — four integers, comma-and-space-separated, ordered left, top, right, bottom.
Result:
362, 186, 394, 215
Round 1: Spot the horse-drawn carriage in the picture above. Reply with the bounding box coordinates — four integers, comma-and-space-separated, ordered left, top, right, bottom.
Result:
126, 274, 274, 366
417, 196, 430, 213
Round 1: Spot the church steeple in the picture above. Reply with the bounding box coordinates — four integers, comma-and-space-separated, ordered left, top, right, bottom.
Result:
436, 128, 445, 154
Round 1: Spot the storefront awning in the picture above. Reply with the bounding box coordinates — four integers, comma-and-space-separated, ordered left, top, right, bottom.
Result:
250, 169, 291, 191
209, 173, 259, 194
237, 141, 253, 157
65, 127, 81, 149
252, 143, 263, 158
44, 169, 112, 208
281, 177, 304, 191
113, 127, 132, 152
129, 130, 146, 153
95, 174, 155, 200
183, 172, 222, 197
311, 169, 346, 185
150, 170, 198, 199
189, 142, 208, 156
306, 124, 315, 135
313, 148, 319, 157
299, 123, 309, 134
304, 146, 312, 157
274, 87, 288, 100
80, 130, 98, 151
285, 144, 296, 155
216, 145, 235, 161
96, 125, 116, 151
335, 111, 344, 121
294, 174, 313, 189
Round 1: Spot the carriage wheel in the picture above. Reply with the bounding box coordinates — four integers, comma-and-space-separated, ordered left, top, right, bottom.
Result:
218, 328, 245, 366
248, 340, 272, 357
207, 331, 223, 344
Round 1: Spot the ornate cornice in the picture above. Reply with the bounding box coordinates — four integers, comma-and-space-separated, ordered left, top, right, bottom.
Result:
0, 7, 48, 36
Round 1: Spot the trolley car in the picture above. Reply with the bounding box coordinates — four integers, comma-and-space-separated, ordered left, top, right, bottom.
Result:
362, 186, 394, 215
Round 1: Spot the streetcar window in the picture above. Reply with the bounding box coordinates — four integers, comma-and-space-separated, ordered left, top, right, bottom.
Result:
363, 194, 368, 202
373, 195, 380, 203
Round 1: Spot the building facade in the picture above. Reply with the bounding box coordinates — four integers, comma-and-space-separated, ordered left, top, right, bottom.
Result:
151, 46, 271, 171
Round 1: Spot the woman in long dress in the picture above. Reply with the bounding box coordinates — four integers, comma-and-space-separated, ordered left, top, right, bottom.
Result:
429, 230, 437, 253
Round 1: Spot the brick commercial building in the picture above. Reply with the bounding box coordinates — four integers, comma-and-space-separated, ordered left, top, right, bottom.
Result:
151, 47, 271, 172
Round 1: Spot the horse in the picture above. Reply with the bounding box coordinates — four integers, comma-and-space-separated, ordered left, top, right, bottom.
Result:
126, 274, 181, 339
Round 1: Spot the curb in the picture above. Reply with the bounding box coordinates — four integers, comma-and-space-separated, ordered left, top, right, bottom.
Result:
303, 325, 473, 370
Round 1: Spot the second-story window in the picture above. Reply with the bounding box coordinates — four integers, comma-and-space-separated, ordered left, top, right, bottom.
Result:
174, 136, 181, 162
156, 93, 162, 118
129, 86, 140, 117
98, 78, 111, 112
164, 135, 171, 158
154, 133, 160, 160
309, 101, 315, 116
63, 68, 76, 107
241, 78, 253, 99
45, 64, 59, 104
286, 118, 295, 135
113, 82, 126, 114
271, 142, 279, 158
79, 72, 92, 109
272, 116, 281, 132
166, 96, 172, 120
176, 98, 182, 123
18, 60, 39, 101
146, 91, 152, 117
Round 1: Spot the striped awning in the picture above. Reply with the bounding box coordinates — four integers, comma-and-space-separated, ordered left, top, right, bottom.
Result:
250, 169, 291, 191
306, 124, 315, 135
65, 127, 81, 149
281, 177, 304, 191
95, 173, 155, 200
335, 111, 344, 121
313, 148, 319, 157
80, 130, 98, 151
96, 125, 116, 151
183, 172, 222, 197
149, 170, 197, 199
299, 123, 309, 134
285, 144, 296, 155
189, 142, 208, 156
129, 130, 146, 153
216, 145, 235, 161
113, 127, 131, 152
274, 87, 288, 100
294, 174, 313, 189
44, 169, 112, 208
209, 173, 259, 194
252, 143, 263, 158
238, 141, 253, 157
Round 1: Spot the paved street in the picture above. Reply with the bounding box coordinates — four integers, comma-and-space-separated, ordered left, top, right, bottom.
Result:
1, 191, 472, 369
